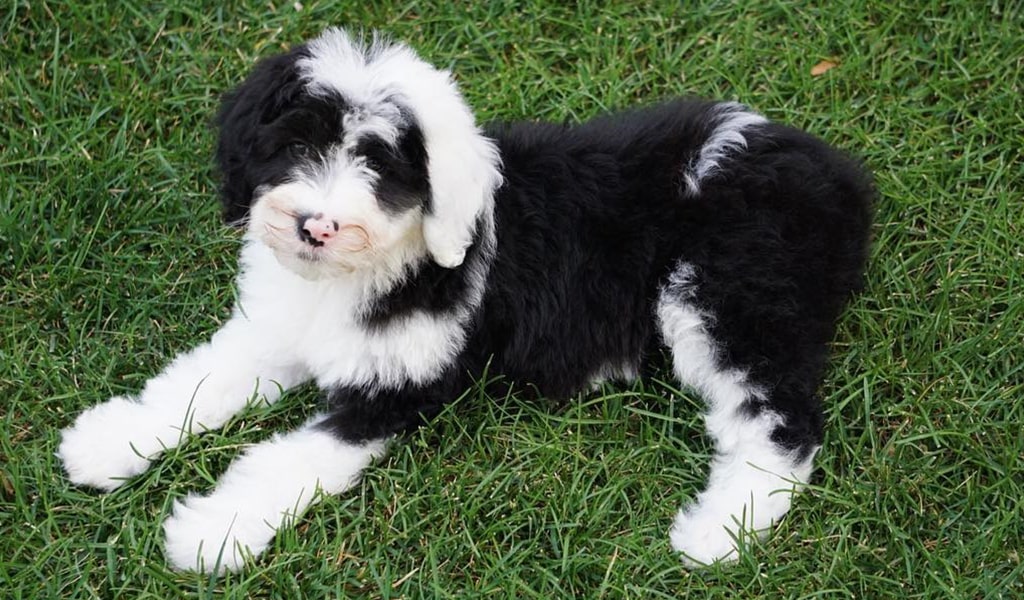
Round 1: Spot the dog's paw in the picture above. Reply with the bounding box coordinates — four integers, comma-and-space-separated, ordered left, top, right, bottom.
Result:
163, 493, 279, 573
669, 503, 750, 567
59, 396, 171, 491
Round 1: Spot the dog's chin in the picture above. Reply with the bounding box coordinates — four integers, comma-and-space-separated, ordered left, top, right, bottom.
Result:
271, 247, 358, 281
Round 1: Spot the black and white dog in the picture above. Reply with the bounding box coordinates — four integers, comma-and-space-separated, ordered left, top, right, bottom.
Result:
59, 28, 872, 573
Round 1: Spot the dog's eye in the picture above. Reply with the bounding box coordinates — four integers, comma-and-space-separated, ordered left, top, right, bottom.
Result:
287, 142, 312, 158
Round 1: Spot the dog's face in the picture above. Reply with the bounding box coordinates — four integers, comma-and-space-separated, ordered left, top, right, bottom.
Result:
223, 75, 432, 279
215, 29, 502, 279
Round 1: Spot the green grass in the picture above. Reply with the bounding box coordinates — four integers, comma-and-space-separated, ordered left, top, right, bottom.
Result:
2, 0, 1022, 597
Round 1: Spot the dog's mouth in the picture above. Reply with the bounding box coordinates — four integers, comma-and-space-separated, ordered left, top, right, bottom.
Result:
270, 246, 358, 279
253, 203, 370, 271
290, 228, 370, 267
246, 186, 426, 281
253, 220, 358, 278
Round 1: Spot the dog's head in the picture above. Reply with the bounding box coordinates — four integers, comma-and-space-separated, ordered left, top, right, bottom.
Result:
216, 28, 502, 279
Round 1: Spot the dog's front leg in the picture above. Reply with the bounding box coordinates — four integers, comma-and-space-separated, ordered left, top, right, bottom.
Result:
59, 314, 309, 491
162, 417, 386, 573
162, 377, 462, 573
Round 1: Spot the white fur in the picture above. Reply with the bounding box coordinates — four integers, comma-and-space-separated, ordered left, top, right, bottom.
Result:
298, 28, 503, 268
657, 264, 813, 566
59, 319, 309, 490
59, 228, 482, 497
60, 230, 478, 572
683, 102, 767, 196
249, 177, 426, 282
587, 362, 639, 390
235, 241, 481, 390
670, 437, 815, 566
59, 396, 170, 490
163, 421, 386, 573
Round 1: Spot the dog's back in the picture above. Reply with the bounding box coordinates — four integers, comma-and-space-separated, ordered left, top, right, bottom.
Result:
475, 100, 873, 404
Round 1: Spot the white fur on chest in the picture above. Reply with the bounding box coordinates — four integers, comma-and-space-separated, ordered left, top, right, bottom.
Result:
234, 243, 466, 391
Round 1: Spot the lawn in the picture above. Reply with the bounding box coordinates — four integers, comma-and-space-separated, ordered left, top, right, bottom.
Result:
1, 0, 1022, 598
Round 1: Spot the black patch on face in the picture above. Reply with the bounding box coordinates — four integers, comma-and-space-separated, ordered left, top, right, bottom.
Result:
215, 46, 311, 224
355, 120, 430, 215
215, 48, 431, 224
255, 96, 346, 163
238, 93, 349, 198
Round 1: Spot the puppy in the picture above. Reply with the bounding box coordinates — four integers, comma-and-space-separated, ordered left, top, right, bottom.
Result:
59, 28, 872, 573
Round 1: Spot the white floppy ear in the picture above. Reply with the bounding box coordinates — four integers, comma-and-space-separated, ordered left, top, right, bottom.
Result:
422, 116, 502, 268
395, 65, 502, 268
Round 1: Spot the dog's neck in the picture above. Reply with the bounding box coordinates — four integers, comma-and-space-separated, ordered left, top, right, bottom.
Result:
357, 208, 496, 329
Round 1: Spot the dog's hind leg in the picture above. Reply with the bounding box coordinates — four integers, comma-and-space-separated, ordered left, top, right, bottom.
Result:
656, 264, 822, 566
59, 315, 309, 491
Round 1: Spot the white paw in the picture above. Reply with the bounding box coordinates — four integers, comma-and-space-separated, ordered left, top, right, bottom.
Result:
59, 396, 174, 491
163, 493, 279, 574
669, 503, 752, 567
670, 447, 814, 566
